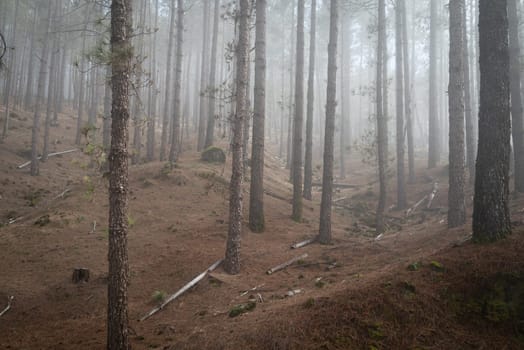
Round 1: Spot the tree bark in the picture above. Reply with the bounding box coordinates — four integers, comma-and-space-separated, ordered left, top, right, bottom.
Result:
168, 0, 184, 162
224, 0, 250, 275
428, 0, 440, 168
318, 0, 338, 245
375, 0, 387, 233
508, 0, 524, 192
75, 6, 92, 145
448, 0, 466, 228
473, 0, 511, 242
107, 0, 132, 348
30, 3, 53, 176
395, 0, 406, 209
1, 0, 19, 140
303, 0, 316, 200
197, 0, 211, 151
204, 0, 221, 149
159, 0, 175, 161
249, 0, 266, 233
291, 0, 305, 222
146, 0, 159, 162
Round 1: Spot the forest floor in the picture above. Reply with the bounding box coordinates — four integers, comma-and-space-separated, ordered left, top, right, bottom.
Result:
0, 108, 523, 349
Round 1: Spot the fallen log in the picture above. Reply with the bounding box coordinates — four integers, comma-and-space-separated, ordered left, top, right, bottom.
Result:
0, 296, 14, 317
267, 253, 308, 275
140, 259, 223, 321
291, 238, 316, 249
405, 195, 428, 217
17, 149, 78, 169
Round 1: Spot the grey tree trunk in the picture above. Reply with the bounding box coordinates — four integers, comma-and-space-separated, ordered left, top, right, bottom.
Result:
159, 0, 175, 161
448, 0, 466, 228
286, 0, 296, 171
395, 0, 406, 209
107, 0, 132, 347
291, 0, 305, 222
103, 66, 112, 152
249, 0, 266, 233
168, 0, 184, 162
463, 0, 476, 183
30, 3, 53, 176
224, 0, 250, 275
303, 0, 316, 200
508, 0, 524, 192
318, 0, 338, 245
473, 0, 511, 242
132, 0, 147, 165
75, 6, 91, 145
401, 0, 414, 184
1, 0, 19, 140
146, 0, 159, 162
375, 0, 387, 233
197, 0, 211, 151
428, 0, 440, 168
204, 0, 221, 149
339, 12, 349, 180
24, 9, 37, 111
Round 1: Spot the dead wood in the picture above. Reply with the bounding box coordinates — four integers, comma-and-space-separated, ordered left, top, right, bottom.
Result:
0, 296, 14, 317
140, 259, 223, 321
17, 149, 79, 169
267, 253, 308, 275
291, 238, 316, 249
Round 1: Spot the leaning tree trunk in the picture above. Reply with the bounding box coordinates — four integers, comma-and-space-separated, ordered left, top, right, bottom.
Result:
30, 2, 53, 176
303, 0, 316, 200
159, 0, 175, 161
508, 0, 524, 192
204, 0, 220, 149
168, 0, 184, 163
448, 0, 466, 228
375, 0, 387, 233
318, 0, 338, 245
428, 0, 440, 168
395, 0, 406, 209
224, 0, 250, 275
473, 0, 511, 242
248, 0, 266, 233
107, 0, 132, 348
291, 0, 305, 222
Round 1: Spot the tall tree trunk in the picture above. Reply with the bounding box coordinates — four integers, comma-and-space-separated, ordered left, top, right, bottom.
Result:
132, 0, 147, 165
339, 12, 349, 180
224, 0, 250, 275
197, 0, 211, 151
303, 0, 316, 200
103, 66, 112, 152
402, 0, 414, 184
291, 0, 305, 222
159, 0, 175, 161
448, 0, 466, 228
1, 0, 19, 140
107, 0, 132, 348
395, 0, 406, 209
473, 0, 511, 242
75, 6, 92, 145
249, 0, 266, 233
318, 0, 338, 245
375, 0, 387, 233
463, 0, 476, 183
146, 0, 159, 162
286, 0, 296, 170
30, 3, 53, 176
168, 0, 184, 162
508, 0, 524, 192
428, 0, 440, 168
24, 9, 37, 111
204, 0, 221, 149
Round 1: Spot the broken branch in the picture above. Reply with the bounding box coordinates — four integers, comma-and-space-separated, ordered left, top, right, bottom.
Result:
0, 296, 14, 317
17, 149, 78, 169
140, 259, 223, 321
291, 238, 316, 249
427, 182, 439, 209
267, 253, 308, 275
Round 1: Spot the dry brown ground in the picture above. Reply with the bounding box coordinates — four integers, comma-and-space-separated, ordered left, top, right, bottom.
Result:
0, 108, 523, 349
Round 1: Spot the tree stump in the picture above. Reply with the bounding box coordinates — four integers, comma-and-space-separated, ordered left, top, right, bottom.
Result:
72, 268, 90, 283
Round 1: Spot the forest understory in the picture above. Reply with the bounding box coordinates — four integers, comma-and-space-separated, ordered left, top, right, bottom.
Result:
0, 107, 523, 350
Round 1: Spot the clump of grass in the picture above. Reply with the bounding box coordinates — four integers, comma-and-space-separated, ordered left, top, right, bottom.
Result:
151, 290, 167, 304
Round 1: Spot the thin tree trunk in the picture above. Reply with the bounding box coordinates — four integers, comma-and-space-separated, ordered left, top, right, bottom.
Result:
339, 12, 349, 180
75, 6, 91, 145
473, 0, 511, 242
1, 0, 19, 140
401, 0, 414, 183
395, 0, 406, 209
146, 0, 159, 162
428, 0, 440, 168
224, 0, 250, 275
318, 0, 338, 245
375, 0, 387, 233
303, 0, 316, 200
24, 9, 37, 111
508, 0, 524, 192
30, 3, 53, 176
103, 66, 112, 152
160, 0, 175, 161
448, 0, 466, 228
197, 0, 211, 151
168, 0, 184, 162
463, 0, 476, 183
